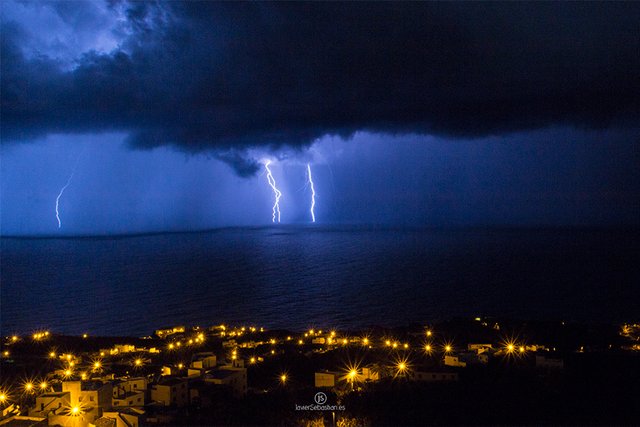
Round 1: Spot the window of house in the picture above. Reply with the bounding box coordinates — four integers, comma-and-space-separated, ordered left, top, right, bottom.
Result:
90, 396, 94, 401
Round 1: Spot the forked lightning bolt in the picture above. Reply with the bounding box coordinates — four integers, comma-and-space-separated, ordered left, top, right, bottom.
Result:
307, 164, 316, 223
264, 160, 282, 223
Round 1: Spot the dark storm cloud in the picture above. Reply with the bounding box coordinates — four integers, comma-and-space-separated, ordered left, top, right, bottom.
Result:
2, 2, 639, 174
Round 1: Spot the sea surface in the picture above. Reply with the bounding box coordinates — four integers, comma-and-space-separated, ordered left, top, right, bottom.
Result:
1, 226, 639, 336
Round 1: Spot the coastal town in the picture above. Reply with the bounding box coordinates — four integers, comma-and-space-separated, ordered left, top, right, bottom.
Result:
1, 318, 639, 426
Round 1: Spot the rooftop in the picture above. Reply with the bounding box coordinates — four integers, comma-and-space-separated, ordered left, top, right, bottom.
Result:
206, 369, 238, 380
0, 417, 47, 427
93, 417, 116, 427
113, 391, 144, 399
156, 378, 186, 386
80, 381, 106, 391
39, 392, 69, 398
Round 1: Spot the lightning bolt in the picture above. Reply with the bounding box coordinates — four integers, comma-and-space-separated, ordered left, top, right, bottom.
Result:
264, 160, 282, 223
55, 150, 83, 229
55, 175, 74, 228
307, 163, 316, 223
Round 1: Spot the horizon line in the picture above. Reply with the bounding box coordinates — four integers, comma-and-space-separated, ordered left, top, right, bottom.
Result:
2, 223, 639, 240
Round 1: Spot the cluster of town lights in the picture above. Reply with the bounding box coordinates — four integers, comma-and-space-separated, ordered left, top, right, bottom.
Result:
0, 323, 563, 405
502, 338, 527, 356
0, 378, 53, 400
32, 331, 50, 341
166, 332, 207, 351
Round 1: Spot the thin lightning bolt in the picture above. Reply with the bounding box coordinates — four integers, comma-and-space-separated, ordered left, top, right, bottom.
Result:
307, 163, 316, 223
55, 173, 75, 228
55, 150, 83, 229
264, 160, 282, 223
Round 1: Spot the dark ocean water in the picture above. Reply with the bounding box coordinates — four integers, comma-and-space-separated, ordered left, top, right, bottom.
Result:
1, 226, 639, 336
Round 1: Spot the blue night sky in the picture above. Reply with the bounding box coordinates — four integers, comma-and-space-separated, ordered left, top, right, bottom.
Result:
1, 1, 639, 235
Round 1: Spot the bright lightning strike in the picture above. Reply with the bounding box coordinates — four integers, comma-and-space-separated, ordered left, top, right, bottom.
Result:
307, 164, 316, 223
55, 172, 76, 228
264, 161, 282, 223
55, 150, 84, 229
